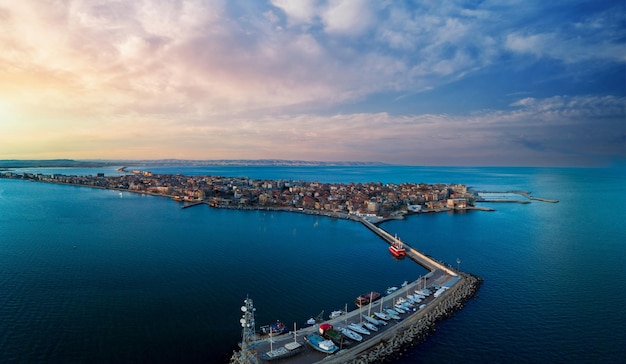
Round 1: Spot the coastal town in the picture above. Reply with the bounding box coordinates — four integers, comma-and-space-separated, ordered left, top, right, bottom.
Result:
1, 168, 478, 218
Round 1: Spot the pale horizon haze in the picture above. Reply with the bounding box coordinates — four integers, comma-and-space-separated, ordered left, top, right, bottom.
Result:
0, 0, 624, 166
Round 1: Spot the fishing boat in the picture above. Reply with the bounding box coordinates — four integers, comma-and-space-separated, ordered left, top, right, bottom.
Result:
304, 333, 339, 354
260, 323, 304, 361
355, 291, 381, 307
260, 320, 287, 336
318, 323, 347, 347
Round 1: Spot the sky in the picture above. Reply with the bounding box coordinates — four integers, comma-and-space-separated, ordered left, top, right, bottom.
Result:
0, 0, 624, 166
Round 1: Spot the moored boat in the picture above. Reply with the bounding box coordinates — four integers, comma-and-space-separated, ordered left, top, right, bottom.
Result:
385, 286, 398, 295
260, 320, 287, 336
260, 322, 304, 361
336, 326, 363, 342
355, 291, 381, 307
329, 309, 345, 320
362, 321, 379, 332
363, 314, 381, 326
304, 333, 338, 354
348, 323, 371, 335
373, 311, 390, 321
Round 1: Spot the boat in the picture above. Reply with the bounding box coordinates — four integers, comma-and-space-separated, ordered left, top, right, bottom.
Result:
373, 311, 390, 321
336, 326, 363, 342
318, 323, 348, 346
384, 308, 401, 320
355, 291, 381, 307
363, 314, 381, 326
348, 323, 371, 335
304, 333, 339, 354
260, 320, 287, 336
393, 304, 406, 314
385, 286, 398, 295
362, 321, 379, 332
329, 310, 345, 320
260, 323, 304, 361
304, 310, 324, 327
389, 239, 406, 257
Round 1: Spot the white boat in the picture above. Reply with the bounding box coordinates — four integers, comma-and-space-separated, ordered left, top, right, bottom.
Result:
261, 324, 304, 361
393, 304, 406, 314
336, 326, 363, 342
329, 310, 344, 319
362, 321, 378, 332
363, 314, 381, 326
384, 306, 400, 315
385, 286, 398, 295
348, 323, 370, 335
384, 308, 400, 320
373, 311, 390, 321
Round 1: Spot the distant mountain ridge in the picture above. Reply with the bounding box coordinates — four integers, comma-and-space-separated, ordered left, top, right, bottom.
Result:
1, 159, 388, 169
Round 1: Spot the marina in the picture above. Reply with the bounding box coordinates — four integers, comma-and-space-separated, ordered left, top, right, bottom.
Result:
229, 217, 480, 363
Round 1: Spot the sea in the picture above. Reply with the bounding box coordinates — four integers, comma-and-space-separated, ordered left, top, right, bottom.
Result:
1, 166, 624, 363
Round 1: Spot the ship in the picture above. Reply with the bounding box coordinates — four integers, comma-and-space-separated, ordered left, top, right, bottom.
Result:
355, 291, 381, 307
388, 240, 406, 257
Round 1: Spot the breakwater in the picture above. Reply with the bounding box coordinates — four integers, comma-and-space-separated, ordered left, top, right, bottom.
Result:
332, 273, 483, 364
229, 219, 482, 364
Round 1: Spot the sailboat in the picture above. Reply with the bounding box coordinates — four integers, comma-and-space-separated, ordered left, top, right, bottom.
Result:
260, 322, 304, 361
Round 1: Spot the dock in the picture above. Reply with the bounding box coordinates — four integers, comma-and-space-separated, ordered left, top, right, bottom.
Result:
230, 218, 482, 364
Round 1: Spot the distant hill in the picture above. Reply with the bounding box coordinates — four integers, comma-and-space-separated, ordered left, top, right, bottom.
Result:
0, 159, 112, 169
1, 159, 388, 169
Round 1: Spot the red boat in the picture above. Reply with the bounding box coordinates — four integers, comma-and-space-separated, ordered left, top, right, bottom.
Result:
355, 292, 381, 307
389, 241, 406, 257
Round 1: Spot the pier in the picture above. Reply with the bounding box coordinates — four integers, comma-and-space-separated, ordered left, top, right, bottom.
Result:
229, 218, 481, 364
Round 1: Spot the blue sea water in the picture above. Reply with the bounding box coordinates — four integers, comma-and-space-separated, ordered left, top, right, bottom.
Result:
1, 166, 624, 363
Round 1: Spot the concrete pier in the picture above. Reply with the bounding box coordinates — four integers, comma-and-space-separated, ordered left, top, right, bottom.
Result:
229, 218, 482, 364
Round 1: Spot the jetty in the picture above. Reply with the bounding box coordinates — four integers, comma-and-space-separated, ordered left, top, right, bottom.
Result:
229, 217, 482, 364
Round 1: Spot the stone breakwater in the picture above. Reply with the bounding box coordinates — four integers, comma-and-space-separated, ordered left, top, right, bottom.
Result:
342, 273, 483, 364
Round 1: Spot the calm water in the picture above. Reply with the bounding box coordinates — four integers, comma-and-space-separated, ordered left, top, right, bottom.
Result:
1, 166, 624, 363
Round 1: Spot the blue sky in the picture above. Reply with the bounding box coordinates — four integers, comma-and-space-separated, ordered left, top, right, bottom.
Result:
0, 0, 624, 166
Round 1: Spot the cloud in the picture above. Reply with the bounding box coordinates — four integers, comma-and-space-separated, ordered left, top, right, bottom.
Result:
0, 1, 623, 165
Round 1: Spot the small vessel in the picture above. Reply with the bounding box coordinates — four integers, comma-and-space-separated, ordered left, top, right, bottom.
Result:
318, 323, 346, 346
304, 310, 324, 327
373, 311, 390, 321
389, 239, 406, 257
393, 304, 406, 314
348, 323, 371, 335
385, 286, 398, 295
362, 321, 379, 332
336, 326, 363, 342
355, 291, 381, 307
260, 320, 287, 336
384, 308, 401, 320
363, 314, 381, 326
304, 333, 339, 354
260, 323, 304, 361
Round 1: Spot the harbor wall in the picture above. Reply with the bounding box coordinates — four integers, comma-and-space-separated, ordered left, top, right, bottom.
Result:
324, 273, 483, 364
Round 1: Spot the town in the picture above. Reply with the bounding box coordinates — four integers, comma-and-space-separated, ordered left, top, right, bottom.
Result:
1, 168, 477, 218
